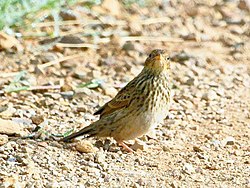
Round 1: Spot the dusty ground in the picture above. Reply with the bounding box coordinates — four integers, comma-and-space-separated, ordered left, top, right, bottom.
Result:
0, 0, 250, 187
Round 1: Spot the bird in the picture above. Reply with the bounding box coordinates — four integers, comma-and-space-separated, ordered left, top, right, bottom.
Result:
61, 49, 172, 152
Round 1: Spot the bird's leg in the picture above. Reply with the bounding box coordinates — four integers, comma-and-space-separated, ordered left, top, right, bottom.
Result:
117, 141, 134, 153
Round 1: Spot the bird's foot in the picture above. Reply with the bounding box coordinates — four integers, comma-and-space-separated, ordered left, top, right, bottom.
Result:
117, 141, 134, 153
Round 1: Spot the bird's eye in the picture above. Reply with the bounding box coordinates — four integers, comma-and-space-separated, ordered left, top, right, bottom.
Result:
166, 56, 170, 60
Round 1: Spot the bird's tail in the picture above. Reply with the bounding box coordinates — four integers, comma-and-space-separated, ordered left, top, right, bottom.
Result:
60, 125, 95, 142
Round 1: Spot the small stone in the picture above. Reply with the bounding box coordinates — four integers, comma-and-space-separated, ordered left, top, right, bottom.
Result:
171, 51, 191, 62
44, 93, 61, 100
76, 140, 98, 153
122, 42, 135, 51
238, 0, 250, 11
0, 134, 8, 145
202, 90, 218, 101
216, 88, 225, 96
102, 0, 122, 16
130, 140, 148, 151
74, 69, 87, 79
76, 105, 88, 113
163, 145, 170, 152
0, 105, 16, 118
31, 115, 44, 125
39, 52, 58, 63
222, 136, 235, 146
100, 84, 117, 97
193, 145, 203, 152
0, 118, 23, 135
184, 77, 195, 86
60, 91, 74, 99
95, 152, 106, 164
59, 10, 77, 21
61, 84, 73, 92
183, 163, 195, 174
170, 181, 179, 188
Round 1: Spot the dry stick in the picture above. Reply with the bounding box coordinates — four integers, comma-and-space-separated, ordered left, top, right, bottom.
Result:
37, 53, 85, 72
96, 36, 183, 43
122, 36, 183, 43
54, 36, 183, 50
32, 17, 172, 28
33, 19, 126, 27
56, 43, 99, 49
139, 17, 172, 25
27, 85, 61, 91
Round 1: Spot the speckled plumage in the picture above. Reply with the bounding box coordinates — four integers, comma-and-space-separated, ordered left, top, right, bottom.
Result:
62, 49, 172, 152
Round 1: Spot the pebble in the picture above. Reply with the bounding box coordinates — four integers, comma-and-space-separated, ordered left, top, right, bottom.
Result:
74, 69, 87, 79
100, 82, 116, 97
130, 140, 148, 151
0, 118, 24, 135
0, 135, 8, 146
103, 86, 117, 97
222, 136, 235, 146
193, 145, 204, 152
76, 141, 98, 153
183, 163, 195, 174
60, 91, 74, 99
202, 90, 218, 101
31, 115, 44, 125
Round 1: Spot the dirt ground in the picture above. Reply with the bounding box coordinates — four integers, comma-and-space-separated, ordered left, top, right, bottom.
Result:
0, 0, 250, 187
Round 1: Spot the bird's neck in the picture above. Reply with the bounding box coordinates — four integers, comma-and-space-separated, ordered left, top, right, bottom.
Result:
143, 67, 169, 78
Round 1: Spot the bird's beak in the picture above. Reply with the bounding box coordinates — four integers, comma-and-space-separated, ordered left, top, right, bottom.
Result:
154, 54, 162, 61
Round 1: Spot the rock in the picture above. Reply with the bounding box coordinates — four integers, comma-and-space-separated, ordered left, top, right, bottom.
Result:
130, 140, 148, 151
95, 152, 106, 164
171, 51, 191, 62
238, 0, 250, 11
0, 118, 23, 135
74, 69, 87, 79
39, 52, 58, 63
59, 10, 77, 21
31, 115, 44, 125
76, 105, 88, 113
44, 93, 61, 100
0, 134, 8, 145
183, 163, 195, 174
100, 83, 117, 97
61, 84, 73, 92
202, 90, 218, 101
60, 91, 74, 99
122, 42, 135, 51
216, 88, 225, 96
222, 136, 235, 146
185, 77, 196, 86
0, 105, 16, 118
193, 145, 204, 152
76, 141, 98, 153
102, 0, 122, 16
170, 181, 179, 188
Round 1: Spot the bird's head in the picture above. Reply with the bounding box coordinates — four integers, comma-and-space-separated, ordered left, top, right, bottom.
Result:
144, 49, 170, 73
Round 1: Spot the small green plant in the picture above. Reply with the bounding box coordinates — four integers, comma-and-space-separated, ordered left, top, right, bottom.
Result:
0, 0, 100, 31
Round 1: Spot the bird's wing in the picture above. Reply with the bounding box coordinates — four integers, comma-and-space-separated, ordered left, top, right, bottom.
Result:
94, 80, 138, 117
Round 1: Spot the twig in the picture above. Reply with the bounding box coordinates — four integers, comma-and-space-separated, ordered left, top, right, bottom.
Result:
33, 19, 126, 28
96, 36, 183, 43
139, 17, 172, 25
37, 53, 85, 73
56, 43, 99, 49
27, 85, 61, 91
122, 36, 183, 43
32, 17, 172, 28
